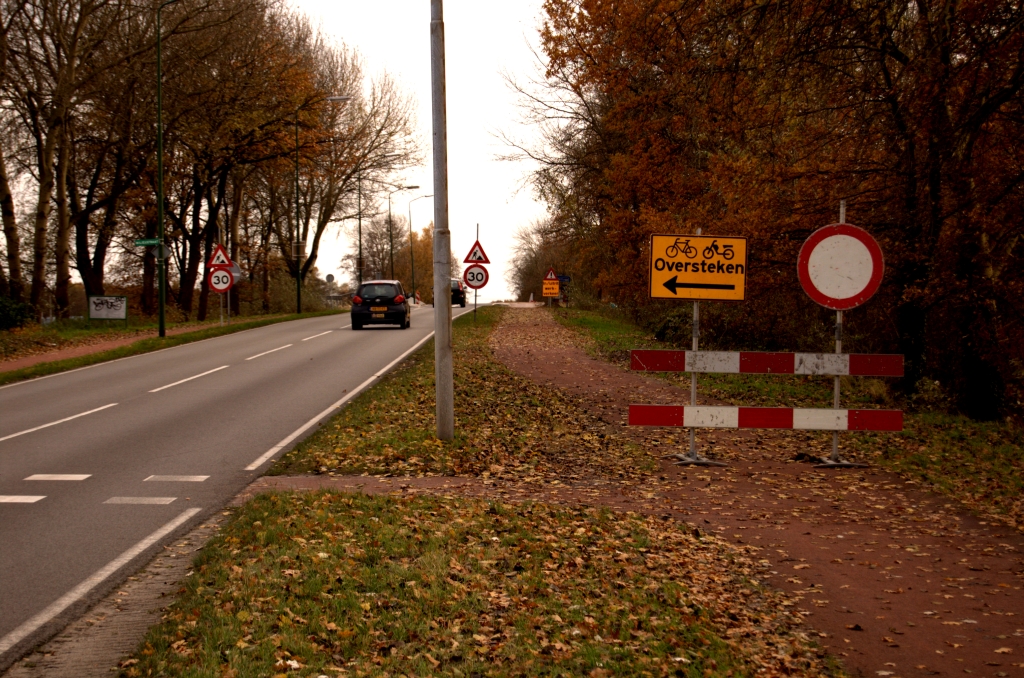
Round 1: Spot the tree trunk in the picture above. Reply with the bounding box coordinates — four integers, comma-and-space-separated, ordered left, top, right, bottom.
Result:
0, 144, 24, 301
30, 128, 58, 314
54, 130, 72, 317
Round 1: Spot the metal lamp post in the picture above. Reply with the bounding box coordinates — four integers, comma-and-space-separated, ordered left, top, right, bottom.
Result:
155, 0, 181, 338
408, 194, 432, 304
387, 186, 418, 278
294, 95, 350, 313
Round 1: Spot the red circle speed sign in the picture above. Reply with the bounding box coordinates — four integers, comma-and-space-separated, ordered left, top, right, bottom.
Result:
463, 264, 488, 290
798, 224, 884, 311
208, 267, 234, 294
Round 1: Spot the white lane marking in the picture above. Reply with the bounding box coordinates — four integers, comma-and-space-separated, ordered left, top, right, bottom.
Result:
149, 366, 228, 393
0, 404, 119, 443
302, 331, 333, 342
25, 474, 91, 481
104, 497, 176, 505
246, 344, 293, 361
144, 475, 208, 482
0, 496, 46, 503
245, 330, 437, 470
0, 508, 200, 656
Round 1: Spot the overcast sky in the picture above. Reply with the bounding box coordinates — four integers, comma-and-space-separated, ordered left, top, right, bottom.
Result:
292, 0, 549, 301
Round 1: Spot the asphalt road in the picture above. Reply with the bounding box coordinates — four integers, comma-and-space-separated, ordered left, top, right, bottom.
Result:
0, 304, 471, 666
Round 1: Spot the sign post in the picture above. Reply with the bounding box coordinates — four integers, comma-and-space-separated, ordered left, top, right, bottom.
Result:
463, 227, 490, 322
798, 201, 885, 468
207, 244, 237, 328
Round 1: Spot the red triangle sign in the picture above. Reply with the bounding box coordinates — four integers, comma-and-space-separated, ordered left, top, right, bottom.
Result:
544, 268, 558, 280
463, 240, 490, 264
208, 244, 232, 268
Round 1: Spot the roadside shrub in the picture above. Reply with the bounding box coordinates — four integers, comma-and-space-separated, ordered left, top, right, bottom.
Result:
0, 297, 33, 330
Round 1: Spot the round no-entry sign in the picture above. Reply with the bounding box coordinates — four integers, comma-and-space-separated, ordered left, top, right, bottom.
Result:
209, 267, 234, 294
463, 264, 488, 290
798, 224, 884, 310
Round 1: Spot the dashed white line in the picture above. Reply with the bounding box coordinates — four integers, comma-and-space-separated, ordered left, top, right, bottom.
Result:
302, 331, 333, 342
25, 474, 91, 481
104, 497, 176, 505
245, 330, 437, 470
246, 344, 292, 361
144, 475, 208, 482
0, 496, 45, 503
0, 508, 200, 656
149, 366, 228, 393
0, 404, 118, 443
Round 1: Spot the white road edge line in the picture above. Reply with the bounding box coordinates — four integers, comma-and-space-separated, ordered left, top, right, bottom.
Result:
149, 366, 228, 393
0, 507, 201, 656
144, 475, 209, 482
246, 344, 292, 361
245, 330, 436, 471
302, 331, 333, 342
104, 497, 176, 505
0, 404, 118, 443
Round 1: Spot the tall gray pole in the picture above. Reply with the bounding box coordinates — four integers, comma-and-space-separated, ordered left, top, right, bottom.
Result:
431, 0, 454, 440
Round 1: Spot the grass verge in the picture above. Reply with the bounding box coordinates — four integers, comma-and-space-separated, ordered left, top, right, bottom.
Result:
271, 306, 654, 483
120, 492, 834, 677
0, 310, 344, 387
553, 307, 1024, 532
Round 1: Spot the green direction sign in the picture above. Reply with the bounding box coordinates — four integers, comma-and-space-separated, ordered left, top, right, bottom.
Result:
134, 238, 160, 247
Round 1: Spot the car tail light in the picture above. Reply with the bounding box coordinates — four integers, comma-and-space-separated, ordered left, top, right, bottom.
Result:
352, 295, 362, 305
394, 295, 405, 304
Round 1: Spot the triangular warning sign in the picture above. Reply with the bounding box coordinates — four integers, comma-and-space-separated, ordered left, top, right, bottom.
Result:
544, 268, 558, 280
463, 240, 490, 264
208, 244, 232, 268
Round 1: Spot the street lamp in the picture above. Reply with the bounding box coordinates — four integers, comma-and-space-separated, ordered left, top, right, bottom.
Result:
408, 194, 432, 304
387, 185, 418, 278
155, 0, 181, 338
295, 94, 351, 313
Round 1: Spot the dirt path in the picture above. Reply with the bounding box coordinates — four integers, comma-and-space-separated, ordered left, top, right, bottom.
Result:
484, 309, 1023, 678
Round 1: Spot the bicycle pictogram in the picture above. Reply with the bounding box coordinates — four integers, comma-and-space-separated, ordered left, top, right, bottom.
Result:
702, 240, 735, 260
665, 238, 698, 259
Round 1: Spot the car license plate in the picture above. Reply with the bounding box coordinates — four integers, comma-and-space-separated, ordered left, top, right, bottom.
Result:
370, 306, 387, 312
372, 313, 385, 319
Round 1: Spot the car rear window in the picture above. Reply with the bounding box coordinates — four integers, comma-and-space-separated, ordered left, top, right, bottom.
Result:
359, 284, 398, 298
451, 280, 461, 289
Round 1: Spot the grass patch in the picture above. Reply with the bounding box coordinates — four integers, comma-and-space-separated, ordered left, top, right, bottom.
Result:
120, 492, 834, 677
0, 311, 344, 387
272, 306, 654, 482
554, 308, 1024, 532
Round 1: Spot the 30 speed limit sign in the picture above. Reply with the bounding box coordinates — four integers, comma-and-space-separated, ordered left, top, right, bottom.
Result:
463, 264, 488, 290
208, 267, 234, 294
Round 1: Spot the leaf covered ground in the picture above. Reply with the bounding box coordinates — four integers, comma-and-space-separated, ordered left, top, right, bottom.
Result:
121, 492, 835, 677
271, 307, 655, 484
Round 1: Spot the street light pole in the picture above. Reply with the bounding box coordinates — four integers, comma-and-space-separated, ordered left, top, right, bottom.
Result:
431, 0, 454, 440
156, 0, 179, 338
408, 194, 432, 304
387, 185, 419, 279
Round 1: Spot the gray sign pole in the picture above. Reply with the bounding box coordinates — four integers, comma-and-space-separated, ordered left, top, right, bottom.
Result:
431, 0, 454, 440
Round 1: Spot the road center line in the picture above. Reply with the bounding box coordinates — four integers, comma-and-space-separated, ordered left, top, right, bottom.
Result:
25, 474, 91, 481
0, 496, 46, 503
245, 330, 436, 471
104, 497, 176, 505
246, 344, 292, 361
149, 366, 228, 393
302, 331, 333, 342
0, 404, 118, 443
144, 475, 208, 482
0, 508, 200, 657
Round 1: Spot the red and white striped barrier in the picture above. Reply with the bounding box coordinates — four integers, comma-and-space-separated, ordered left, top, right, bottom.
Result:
630, 350, 903, 377
629, 405, 903, 431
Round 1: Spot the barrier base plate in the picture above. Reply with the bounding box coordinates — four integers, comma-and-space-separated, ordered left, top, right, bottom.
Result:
814, 459, 869, 469
666, 453, 728, 467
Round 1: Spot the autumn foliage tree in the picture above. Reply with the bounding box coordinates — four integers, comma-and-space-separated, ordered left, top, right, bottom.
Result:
512, 0, 1024, 417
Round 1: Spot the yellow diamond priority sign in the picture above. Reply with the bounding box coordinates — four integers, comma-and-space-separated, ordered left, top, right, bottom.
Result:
649, 234, 748, 301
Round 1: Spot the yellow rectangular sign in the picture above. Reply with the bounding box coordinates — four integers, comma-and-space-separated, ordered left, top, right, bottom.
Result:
649, 234, 748, 301
542, 280, 560, 298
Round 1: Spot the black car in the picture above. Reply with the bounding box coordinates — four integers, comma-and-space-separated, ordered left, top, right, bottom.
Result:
351, 280, 411, 330
451, 278, 466, 307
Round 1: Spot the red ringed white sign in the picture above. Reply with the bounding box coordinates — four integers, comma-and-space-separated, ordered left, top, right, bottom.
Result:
463, 264, 488, 290
208, 267, 234, 294
798, 224, 884, 311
